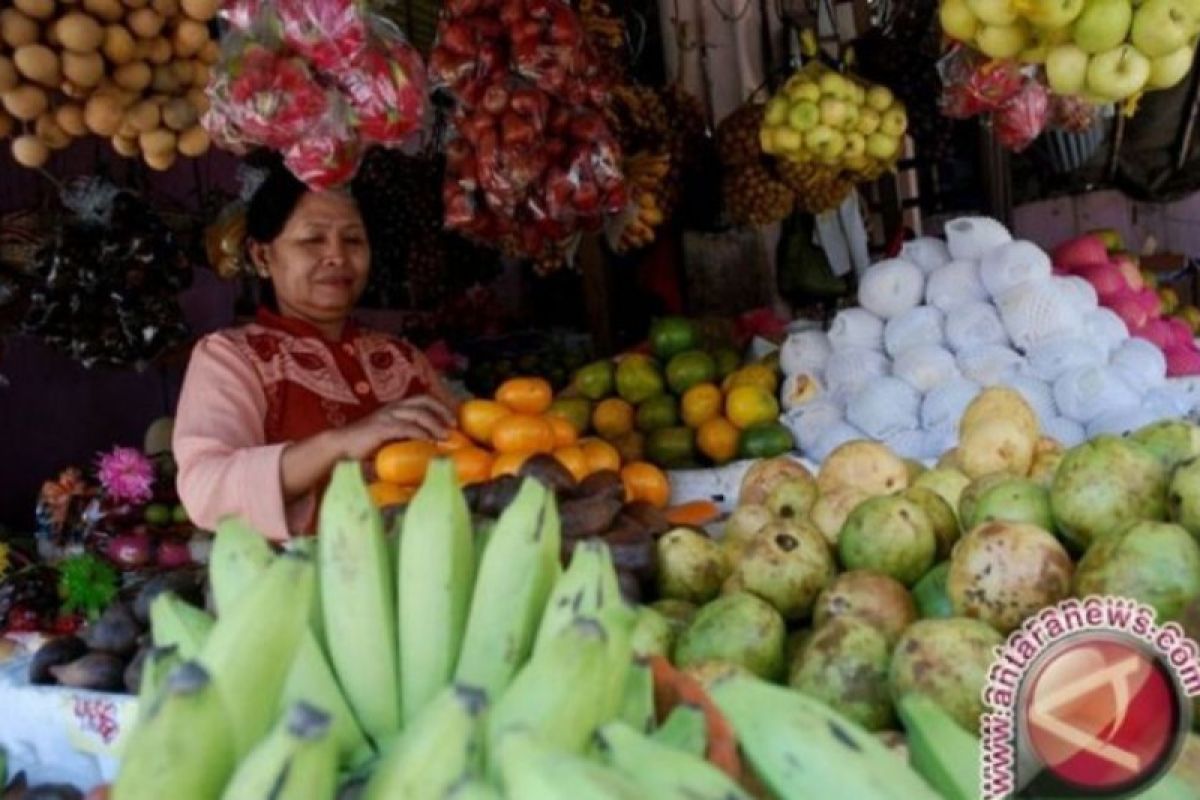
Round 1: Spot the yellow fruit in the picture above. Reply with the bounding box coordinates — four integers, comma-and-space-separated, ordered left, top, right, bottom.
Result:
681, 383, 723, 428
592, 397, 635, 439
722, 364, 779, 394
697, 418, 740, 464
458, 399, 512, 445
725, 385, 780, 430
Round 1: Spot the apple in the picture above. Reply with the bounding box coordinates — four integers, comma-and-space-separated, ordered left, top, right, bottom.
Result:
848, 83, 867, 106
1166, 316, 1193, 346
1110, 290, 1151, 329
820, 130, 847, 160
842, 102, 860, 130
786, 80, 821, 103
1181, 305, 1200, 332
805, 125, 835, 151
844, 131, 867, 158
941, 0, 981, 41
788, 101, 820, 131
1087, 227, 1125, 251
967, 0, 1019, 25
772, 126, 804, 152
1018, 0, 1084, 28
1052, 234, 1109, 269
976, 22, 1031, 58
1020, 38, 1053, 63
1086, 44, 1152, 100
1140, 318, 1175, 349
819, 97, 847, 127
1160, 286, 1182, 313
818, 72, 848, 98
1112, 253, 1145, 290
844, 153, 871, 172
1142, 268, 1159, 288
866, 85, 894, 111
764, 97, 789, 126
880, 106, 908, 137
1147, 43, 1196, 88
1131, 0, 1192, 56
866, 132, 900, 160
1073, 0, 1133, 54
1046, 43, 1090, 93
1166, 345, 1200, 376
1075, 261, 1128, 298
857, 107, 882, 134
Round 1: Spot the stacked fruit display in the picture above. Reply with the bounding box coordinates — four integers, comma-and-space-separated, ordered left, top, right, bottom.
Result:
0, 0, 219, 169
939, 0, 1199, 105
432, 0, 627, 265
758, 62, 910, 212
717, 102, 796, 225
203, 0, 428, 188
1053, 231, 1200, 375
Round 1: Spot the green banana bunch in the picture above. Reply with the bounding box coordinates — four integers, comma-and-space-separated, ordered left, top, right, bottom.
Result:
148, 593, 213, 659
486, 616, 616, 761
220, 702, 338, 800
455, 478, 561, 700
445, 778, 503, 800
495, 731, 642, 800
209, 518, 275, 613
533, 539, 622, 656
595, 720, 751, 800
135, 645, 180, 723
652, 703, 708, 758
112, 662, 236, 800
616, 658, 656, 734
398, 459, 475, 723
319, 462, 401, 743
281, 634, 374, 767
896, 693, 980, 800
200, 551, 314, 759
283, 535, 326, 652
708, 672, 940, 800
362, 684, 488, 800
598, 604, 638, 725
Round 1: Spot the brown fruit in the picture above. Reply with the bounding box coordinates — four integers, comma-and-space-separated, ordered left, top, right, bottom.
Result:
103, 24, 136, 64
127, 8, 164, 38
55, 103, 87, 135
56, 12, 105, 52
35, 113, 72, 149
12, 133, 50, 168
62, 50, 105, 87
2, 84, 49, 121
13, 44, 60, 88
1, 10, 40, 49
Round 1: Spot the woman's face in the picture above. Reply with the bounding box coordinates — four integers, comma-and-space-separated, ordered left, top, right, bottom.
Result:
251, 191, 370, 327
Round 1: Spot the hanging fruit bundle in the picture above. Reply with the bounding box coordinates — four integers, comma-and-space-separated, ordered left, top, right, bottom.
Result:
202, 0, 429, 189
432, 0, 628, 268
717, 102, 797, 226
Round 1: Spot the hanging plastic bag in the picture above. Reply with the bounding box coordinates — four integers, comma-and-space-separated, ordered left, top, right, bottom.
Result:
284, 95, 364, 190
275, 0, 370, 71
996, 80, 1049, 152
338, 18, 430, 149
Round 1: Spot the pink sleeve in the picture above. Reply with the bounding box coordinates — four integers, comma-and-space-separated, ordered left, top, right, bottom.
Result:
172, 335, 314, 542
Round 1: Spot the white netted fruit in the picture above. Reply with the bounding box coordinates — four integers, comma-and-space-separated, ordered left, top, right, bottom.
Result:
1057, 276, 1099, 314
924, 426, 959, 459
809, 422, 869, 463
893, 344, 960, 394
1005, 373, 1057, 428
945, 302, 1009, 353
783, 398, 845, 454
979, 240, 1053, 298
957, 344, 1024, 386
882, 428, 934, 461
900, 237, 952, 273
845, 376, 921, 439
925, 260, 988, 312
996, 282, 1084, 351
857, 258, 925, 320
824, 347, 890, 400
780, 372, 824, 411
945, 216, 1013, 260
1041, 416, 1086, 447
1144, 384, 1198, 418
885, 306, 945, 358
1109, 338, 1167, 389
827, 308, 885, 352
1087, 406, 1163, 438
1024, 335, 1107, 381
1053, 366, 1142, 423
921, 376, 982, 431
780, 329, 832, 378
1082, 307, 1130, 355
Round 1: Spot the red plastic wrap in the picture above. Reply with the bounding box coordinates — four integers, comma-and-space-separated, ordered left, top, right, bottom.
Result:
939, 47, 1023, 119
275, 0, 370, 71
284, 101, 364, 190
219, 0, 265, 31
338, 19, 429, 148
996, 80, 1049, 152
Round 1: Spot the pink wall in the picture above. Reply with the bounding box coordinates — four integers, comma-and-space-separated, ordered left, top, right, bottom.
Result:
1014, 189, 1200, 256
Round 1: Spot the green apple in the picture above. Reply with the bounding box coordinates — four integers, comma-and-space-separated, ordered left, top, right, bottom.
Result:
821, 130, 847, 160
941, 0, 981, 41
857, 107, 881, 134
804, 125, 835, 153
764, 96, 789, 126
844, 131, 867, 158
1046, 42, 1091, 93
785, 79, 821, 103
880, 106, 908, 137
772, 126, 804, 153
976, 21, 1031, 57
1018, 0, 1084, 29
819, 97, 848, 127
1020, 38, 1052, 62
1131, 0, 1192, 56
849, 83, 867, 106
967, 0, 1019, 25
844, 153, 871, 173
866, 85, 894, 111
1086, 43, 1152, 99
1147, 42, 1196, 87
1073, 0, 1133, 53
841, 102, 860, 130
818, 72, 848, 98
866, 132, 900, 160
788, 101, 820, 131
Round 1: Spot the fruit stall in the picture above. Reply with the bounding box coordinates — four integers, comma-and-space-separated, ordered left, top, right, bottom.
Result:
5, 0, 1200, 798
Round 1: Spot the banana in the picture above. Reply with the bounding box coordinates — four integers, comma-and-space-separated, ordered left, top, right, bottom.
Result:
283, 535, 326, 652
319, 462, 401, 742
362, 684, 487, 800
495, 731, 642, 800
598, 604, 638, 725
651, 703, 708, 758
445, 779, 503, 800
896, 693, 980, 800
148, 592, 213, 659
135, 645, 180, 723
486, 616, 615, 762
708, 673, 939, 800
398, 459, 475, 723
617, 658, 655, 734
281, 634, 374, 767
532, 539, 621, 656
220, 702, 338, 800
595, 720, 751, 800
455, 479, 561, 700
209, 517, 276, 613
199, 551, 314, 759
112, 662, 236, 800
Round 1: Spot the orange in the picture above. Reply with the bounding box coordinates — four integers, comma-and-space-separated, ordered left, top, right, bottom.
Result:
437, 429, 473, 452
620, 461, 671, 508
681, 383, 723, 428
374, 440, 439, 486
450, 447, 494, 485
368, 481, 411, 507
491, 450, 533, 478
495, 377, 553, 414
548, 415, 578, 448
611, 430, 646, 464
459, 399, 512, 445
725, 385, 780, 429
697, 417, 740, 464
593, 397, 635, 439
579, 437, 622, 474
492, 414, 556, 454
553, 445, 589, 482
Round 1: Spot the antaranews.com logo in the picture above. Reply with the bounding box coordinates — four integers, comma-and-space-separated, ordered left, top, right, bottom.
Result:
981, 596, 1200, 799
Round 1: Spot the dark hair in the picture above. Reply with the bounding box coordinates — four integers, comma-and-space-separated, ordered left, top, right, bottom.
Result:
245, 162, 311, 245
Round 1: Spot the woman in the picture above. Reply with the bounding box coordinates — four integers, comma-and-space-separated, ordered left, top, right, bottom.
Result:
173, 165, 455, 541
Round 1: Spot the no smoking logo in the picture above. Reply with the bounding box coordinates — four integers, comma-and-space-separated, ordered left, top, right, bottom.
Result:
1017, 634, 1187, 797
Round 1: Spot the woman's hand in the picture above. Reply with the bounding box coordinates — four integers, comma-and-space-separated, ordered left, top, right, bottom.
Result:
334, 397, 456, 461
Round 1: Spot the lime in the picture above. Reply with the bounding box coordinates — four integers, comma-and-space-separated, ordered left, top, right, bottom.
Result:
646, 426, 696, 468
650, 317, 699, 360
636, 395, 679, 432
665, 350, 717, 395
712, 346, 742, 379
547, 397, 592, 435
737, 422, 794, 459
144, 503, 171, 526
572, 360, 615, 401
172, 504, 190, 525
616, 354, 665, 405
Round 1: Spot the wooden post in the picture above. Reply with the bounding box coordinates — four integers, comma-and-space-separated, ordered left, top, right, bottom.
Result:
578, 233, 615, 355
